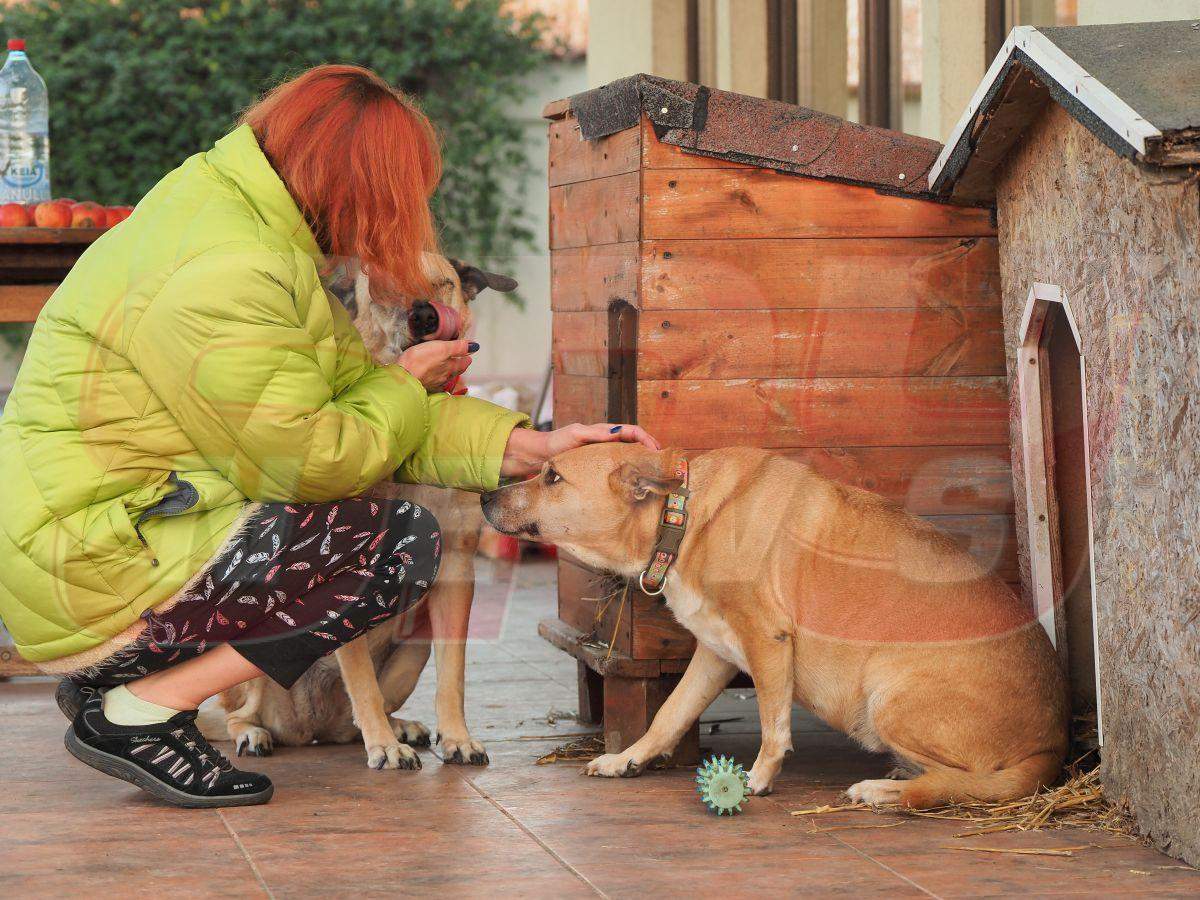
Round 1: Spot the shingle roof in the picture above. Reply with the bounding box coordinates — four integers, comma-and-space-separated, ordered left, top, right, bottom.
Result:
930, 21, 1200, 203
548, 74, 949, 198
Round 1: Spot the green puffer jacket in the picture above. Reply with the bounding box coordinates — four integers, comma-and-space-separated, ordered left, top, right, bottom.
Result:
0, 125, 527, 663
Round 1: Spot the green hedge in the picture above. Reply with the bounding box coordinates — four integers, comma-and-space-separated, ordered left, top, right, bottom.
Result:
0, 0, 546, 271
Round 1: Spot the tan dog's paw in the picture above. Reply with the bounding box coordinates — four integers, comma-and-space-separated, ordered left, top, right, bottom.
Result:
366, 740, 422, 771
391, 718, 431, 748
746, 768, 775, 796
585, 753, 645, 778
846, 778, 903, 806
233, 725, 273, 758
438, 734, 488, 766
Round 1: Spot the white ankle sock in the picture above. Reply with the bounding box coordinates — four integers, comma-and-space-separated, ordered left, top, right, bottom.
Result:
102, 684, 182, 726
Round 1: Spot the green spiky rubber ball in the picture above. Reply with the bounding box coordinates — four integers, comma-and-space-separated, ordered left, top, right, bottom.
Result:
696, 755, 750, 815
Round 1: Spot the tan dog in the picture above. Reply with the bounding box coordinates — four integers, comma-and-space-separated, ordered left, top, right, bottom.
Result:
218, 254, 517, 770
481, 444, 1068, 806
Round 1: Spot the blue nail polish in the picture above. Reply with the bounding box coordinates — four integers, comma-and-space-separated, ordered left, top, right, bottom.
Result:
609, 425, 622, 434
468, 341, 480, 353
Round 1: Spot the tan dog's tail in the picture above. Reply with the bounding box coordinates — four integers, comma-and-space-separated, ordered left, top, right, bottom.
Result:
897, 751, 1063, 809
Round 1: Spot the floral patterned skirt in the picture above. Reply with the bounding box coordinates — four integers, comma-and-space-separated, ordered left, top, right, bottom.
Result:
71, 497, 441, 688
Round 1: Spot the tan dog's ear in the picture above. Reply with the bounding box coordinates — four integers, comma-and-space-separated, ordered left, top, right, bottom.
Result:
611, 451, 684, 503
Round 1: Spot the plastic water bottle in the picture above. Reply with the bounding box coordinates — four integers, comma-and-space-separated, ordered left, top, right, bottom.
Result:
0, 39, 50, 203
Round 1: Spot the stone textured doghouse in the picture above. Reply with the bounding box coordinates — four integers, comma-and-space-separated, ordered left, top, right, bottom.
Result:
929, 21, 1200, 865
542, 75, 1014, 764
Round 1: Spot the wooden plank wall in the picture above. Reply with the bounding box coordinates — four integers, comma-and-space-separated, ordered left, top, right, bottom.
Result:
548, 113, 643, 430
549, 113, 646, 653
549, 113, 1015, 660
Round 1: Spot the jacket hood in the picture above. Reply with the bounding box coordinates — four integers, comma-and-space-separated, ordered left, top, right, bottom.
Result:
205, 124, 323, 264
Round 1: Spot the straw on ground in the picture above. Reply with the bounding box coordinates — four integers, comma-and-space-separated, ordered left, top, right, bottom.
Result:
790, 767, 1140, 840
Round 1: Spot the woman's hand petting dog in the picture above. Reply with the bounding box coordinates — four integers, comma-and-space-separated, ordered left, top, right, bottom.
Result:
546, 422, 660, 456
500, 423, 660, 479
398, 338, 476, 390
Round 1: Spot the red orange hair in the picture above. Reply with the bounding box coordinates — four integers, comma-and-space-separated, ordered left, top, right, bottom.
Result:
241, 65, 442, 296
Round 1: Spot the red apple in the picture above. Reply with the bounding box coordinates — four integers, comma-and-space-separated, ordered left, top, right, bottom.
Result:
104, 205, 133, 228
33, 199, 72, 228
0, 202, 32, 227
70, 200, 106, 228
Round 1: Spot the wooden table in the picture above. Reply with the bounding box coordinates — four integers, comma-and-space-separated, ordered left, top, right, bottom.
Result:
0, 227, 103, 322
0, 227, 102, 676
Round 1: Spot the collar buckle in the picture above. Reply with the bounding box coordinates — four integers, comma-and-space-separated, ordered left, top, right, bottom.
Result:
637, 457, 691, 597
638, 568, 667, 596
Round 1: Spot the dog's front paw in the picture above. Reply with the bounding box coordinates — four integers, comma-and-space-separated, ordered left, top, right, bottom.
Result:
746, 767, 775, 796
366, 740, 421, 771
233, 725, 274, 758
391, 718, 431, 748
585, 753, 645, 778
846, 778, 903, 806
439, 734, 488, 766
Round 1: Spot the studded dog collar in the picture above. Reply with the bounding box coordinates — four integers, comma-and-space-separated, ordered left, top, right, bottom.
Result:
638, 457, 690, 597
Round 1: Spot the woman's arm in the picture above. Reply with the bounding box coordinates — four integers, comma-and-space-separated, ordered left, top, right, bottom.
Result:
500, 422, 660, 479
391, 342, 659, 487
127, 245, 431, 502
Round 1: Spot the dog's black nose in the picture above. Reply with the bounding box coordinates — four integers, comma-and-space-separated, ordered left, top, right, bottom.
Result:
408, 301, 440, 339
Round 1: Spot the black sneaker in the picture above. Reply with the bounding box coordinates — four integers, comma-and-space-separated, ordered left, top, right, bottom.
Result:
65, 692, 273, 808
55, 679, 100, 720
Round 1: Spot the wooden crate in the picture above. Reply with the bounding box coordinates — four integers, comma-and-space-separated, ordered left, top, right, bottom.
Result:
542, 82, 1014, 760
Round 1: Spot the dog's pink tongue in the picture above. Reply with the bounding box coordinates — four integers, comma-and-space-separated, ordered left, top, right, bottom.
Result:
428, 302, 461, 341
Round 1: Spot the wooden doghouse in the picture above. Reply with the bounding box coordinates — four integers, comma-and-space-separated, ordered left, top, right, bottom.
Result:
928, 22, 1200, 865
542, 75, 1014, 761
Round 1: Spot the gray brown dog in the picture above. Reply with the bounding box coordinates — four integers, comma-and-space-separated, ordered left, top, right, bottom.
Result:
217, 255, 516, 770
481, 444, 1068, 806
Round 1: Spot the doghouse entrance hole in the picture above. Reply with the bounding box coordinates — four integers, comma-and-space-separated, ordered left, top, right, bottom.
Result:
1018, 284, 1101, 747
1039, 306, 1096, 723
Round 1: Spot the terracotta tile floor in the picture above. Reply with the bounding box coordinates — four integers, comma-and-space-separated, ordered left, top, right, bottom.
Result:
4, 558, 1198, 898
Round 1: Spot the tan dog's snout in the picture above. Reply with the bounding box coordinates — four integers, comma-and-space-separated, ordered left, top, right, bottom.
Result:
479, 445, 687, 579
480, 483, 537, 536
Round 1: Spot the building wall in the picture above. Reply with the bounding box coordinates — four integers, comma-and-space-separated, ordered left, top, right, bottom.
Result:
995, 102, 1200, 865
697, 0, 769, 96
918, 0, 988, 141
585, 1, 1200, 146
1077, 0, 1200, 23
468, 57, 587, 412
586, 0, 689, 86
